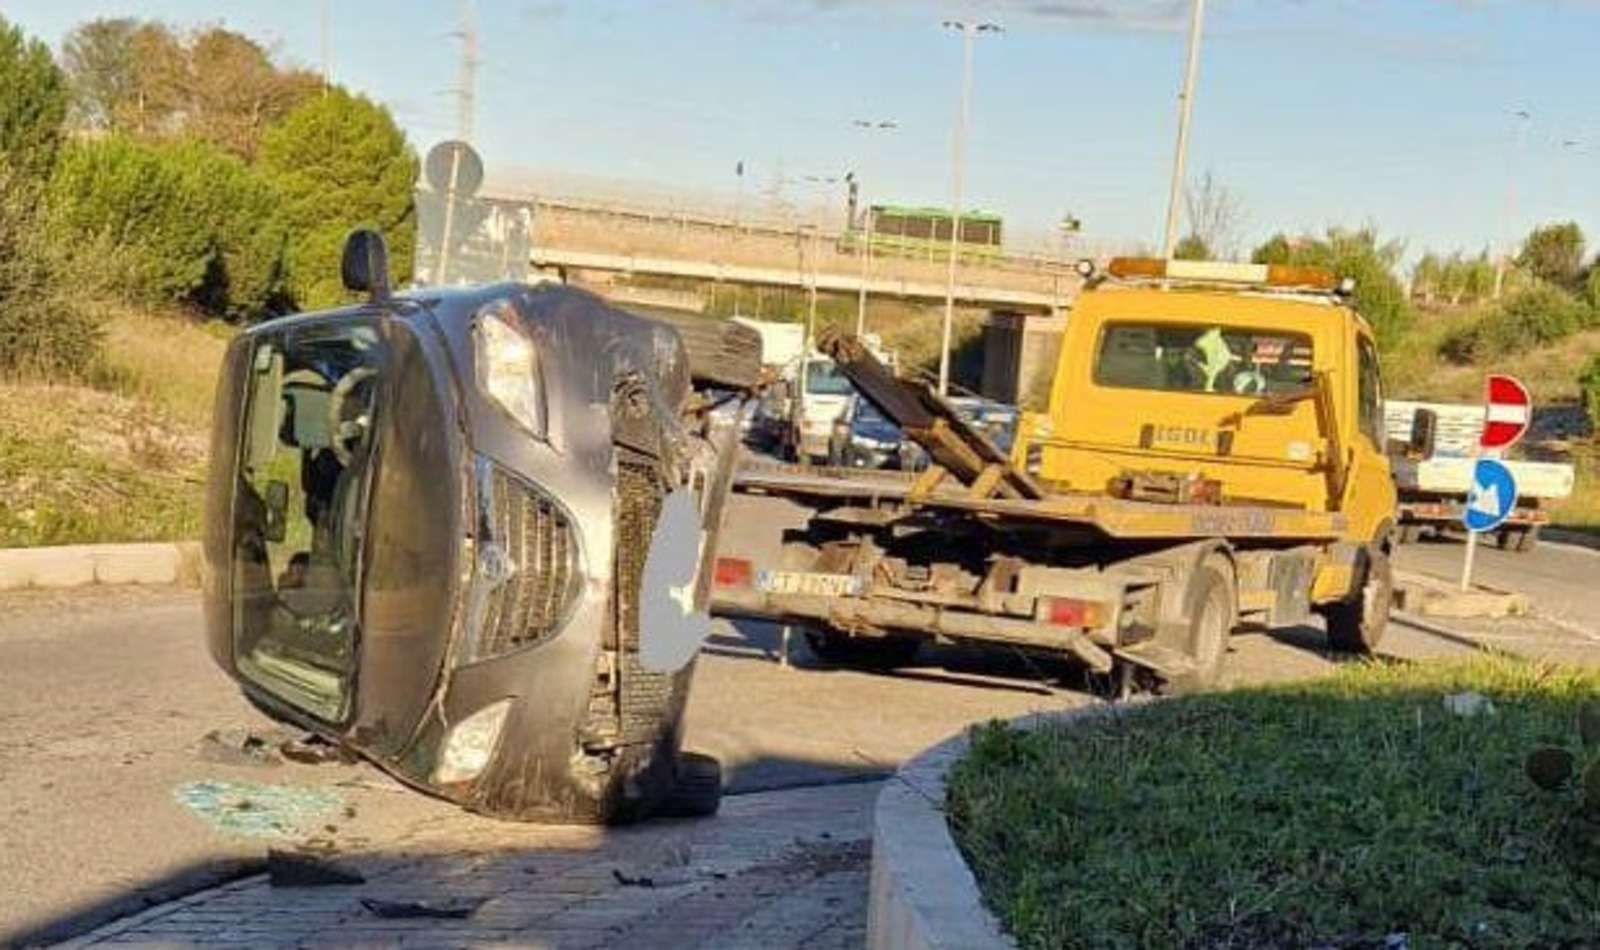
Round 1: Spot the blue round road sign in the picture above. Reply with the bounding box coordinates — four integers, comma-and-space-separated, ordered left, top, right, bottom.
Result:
1463, 457, 1519, 533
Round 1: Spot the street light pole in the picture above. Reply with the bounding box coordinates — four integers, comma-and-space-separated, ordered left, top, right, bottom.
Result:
938, 20, 1000, 397
1493, 109, 1532, 300
1161, 0, 1206, 259
851, 118, 897, 337
798, 173, 840, 385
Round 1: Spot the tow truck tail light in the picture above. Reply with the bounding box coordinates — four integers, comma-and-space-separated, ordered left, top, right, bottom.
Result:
714, 557, 753, 589
1038, 596, 1106, 629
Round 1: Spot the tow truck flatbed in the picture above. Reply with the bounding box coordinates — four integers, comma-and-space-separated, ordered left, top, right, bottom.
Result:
734, 461, 1349, 542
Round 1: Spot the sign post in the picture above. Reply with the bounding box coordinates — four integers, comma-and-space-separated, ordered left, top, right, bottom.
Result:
1459, 374, 1531, 591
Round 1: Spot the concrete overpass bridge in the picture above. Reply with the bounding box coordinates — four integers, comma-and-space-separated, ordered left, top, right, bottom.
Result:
427, 187, 1079, 401
528, 247, 1070, 315
518, 195, 1084, 316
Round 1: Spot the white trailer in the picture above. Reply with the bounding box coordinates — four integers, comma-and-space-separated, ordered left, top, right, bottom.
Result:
1384, 399, 1575, 551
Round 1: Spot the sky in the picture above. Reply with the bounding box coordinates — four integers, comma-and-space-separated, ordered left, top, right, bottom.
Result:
5, 1, 1597, 262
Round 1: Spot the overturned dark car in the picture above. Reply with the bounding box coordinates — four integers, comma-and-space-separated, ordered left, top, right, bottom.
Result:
202, 231, 759, 823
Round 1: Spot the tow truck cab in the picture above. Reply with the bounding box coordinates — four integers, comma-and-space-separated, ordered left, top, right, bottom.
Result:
1022, 257, 1398, 604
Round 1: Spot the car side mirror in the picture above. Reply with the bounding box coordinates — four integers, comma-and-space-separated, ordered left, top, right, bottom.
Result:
263, 480, 290, 544
341, 228, 391, 301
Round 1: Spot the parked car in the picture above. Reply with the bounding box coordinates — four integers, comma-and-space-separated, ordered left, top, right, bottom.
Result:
202, 231, 759, 824
899, 395, 1020, 471
828, 394, 906, 469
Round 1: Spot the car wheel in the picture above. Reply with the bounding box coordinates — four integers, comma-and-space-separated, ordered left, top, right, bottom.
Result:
655, 751, 723, 818
627, 307, 764, 390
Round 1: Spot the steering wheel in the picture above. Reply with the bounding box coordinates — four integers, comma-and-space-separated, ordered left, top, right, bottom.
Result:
325, 367, 377, 467
1231, 369, 1267, 395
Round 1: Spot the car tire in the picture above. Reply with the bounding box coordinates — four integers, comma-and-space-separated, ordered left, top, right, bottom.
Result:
1322, 544, 1392, 654
655, 751, 723, 818
627, 307, 764, 390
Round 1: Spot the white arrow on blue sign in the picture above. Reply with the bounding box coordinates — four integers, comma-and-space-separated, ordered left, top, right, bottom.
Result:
1462, 457, 1519, 533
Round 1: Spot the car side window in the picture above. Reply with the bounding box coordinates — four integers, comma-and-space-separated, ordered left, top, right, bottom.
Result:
1357, 335, 1384, 451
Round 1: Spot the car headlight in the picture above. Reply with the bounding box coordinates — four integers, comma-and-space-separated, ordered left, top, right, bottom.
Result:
474, 304, 546, 438
433, 698, 513, 785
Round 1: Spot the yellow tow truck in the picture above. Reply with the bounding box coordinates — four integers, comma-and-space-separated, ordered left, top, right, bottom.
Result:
711, 257, 1398, 691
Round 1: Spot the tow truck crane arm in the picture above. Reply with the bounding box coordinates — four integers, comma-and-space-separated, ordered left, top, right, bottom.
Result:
815, 326, 1045, 502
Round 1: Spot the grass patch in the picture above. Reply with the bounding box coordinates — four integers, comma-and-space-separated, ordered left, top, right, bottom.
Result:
0, 423, 206, 545
90, 305, 231, 427
948, 656, 1600, 948
1550, 444, 1600, 533
0, 307, 225, 547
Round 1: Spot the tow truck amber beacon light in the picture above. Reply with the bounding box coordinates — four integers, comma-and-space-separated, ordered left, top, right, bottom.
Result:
1082, 257, 1350, 295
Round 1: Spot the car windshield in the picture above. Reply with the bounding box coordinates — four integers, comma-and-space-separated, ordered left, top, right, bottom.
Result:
1094, 323, 1315, 396
229, 321, 385, 723
854, 399, 892, 426
805, 360, 854, 396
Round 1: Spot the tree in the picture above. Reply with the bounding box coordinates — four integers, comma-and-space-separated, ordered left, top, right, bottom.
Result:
0, 17, 93, 377
1182, 171, 1244, 259
1252, 226, 1413, 345
1585, 264, 1600, 311
0, 16, 69, 182
257, 88, 417, 310
1410, 252, 1444, 305
1411, 249, 1497, 307
182, 27, 322, 160
1516, 221, 1586, 289
61, 19, 184, 138
1580, 353, 1600, 433
1172, 233, 1211, 261
62, 19, 321, 159
45, 135, 290, 319
0, 163, 101, 377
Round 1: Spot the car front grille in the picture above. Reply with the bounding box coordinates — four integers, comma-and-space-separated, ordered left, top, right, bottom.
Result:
470, 465, 579, 660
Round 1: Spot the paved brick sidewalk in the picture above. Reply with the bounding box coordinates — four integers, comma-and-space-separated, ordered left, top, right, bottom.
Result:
55, 782, 879, 949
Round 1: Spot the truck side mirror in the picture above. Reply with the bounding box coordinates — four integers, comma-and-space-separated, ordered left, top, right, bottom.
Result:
1409, 407, 1437, 459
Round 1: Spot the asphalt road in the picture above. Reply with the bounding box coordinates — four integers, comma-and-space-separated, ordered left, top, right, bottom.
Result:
2, 495, 1596, 946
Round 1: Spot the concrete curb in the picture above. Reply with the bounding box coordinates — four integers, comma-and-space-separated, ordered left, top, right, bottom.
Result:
869, 703, 1146, 949
868, 723, 1019, 950
1394, 568, 1531, 619
0, 542, 202, 590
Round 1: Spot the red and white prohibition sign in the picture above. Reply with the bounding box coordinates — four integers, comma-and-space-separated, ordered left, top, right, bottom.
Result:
1480, 374, 1531, 452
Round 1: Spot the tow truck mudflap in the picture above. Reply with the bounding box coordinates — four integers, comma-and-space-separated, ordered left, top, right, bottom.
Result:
710, 586, 1115, 674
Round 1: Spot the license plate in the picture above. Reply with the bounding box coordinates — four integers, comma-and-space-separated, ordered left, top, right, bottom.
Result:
755, 569, 865, 597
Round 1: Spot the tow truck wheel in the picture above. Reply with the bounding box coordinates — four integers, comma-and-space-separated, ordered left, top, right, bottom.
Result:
1173, 560, 1233, 693
656, 751, 723, 818
803, 630, 921, 670
1323, 545, 1392, 654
